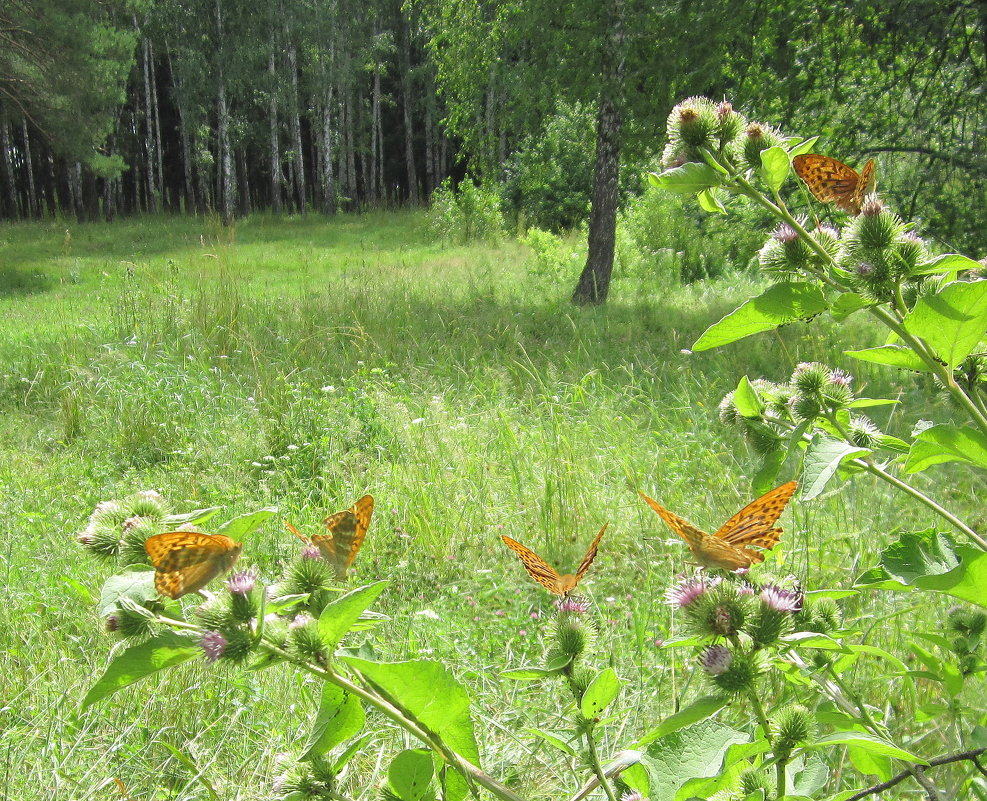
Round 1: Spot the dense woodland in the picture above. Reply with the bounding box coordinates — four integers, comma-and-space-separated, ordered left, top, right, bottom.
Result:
1, 0, 985, 298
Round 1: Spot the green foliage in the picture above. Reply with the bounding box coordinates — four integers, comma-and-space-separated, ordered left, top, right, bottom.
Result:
501, 101, 595, 231
426, 179, 504, 244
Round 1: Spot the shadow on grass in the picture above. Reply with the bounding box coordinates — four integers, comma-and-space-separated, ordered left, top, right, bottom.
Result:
0, 266, 54, 296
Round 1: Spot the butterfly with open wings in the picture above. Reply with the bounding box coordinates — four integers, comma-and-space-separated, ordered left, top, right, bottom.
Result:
501, 523, 608, 596
640, 482, 797, 572
145, 531, 243, 599
793, 154, 875, 216
286, 495, 374, 580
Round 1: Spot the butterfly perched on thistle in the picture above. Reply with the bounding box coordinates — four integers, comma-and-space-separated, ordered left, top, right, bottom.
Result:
145, 531, 243, 599
287, 495, 374, 580
640, 482, 797, 572
792, 154, 876, 216
501, 523, 607, 596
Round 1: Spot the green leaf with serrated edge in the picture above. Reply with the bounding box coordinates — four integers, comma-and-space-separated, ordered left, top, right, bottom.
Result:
580, 668, 620, 718
650, 163, 722, 195
903, 280, 987, 368
760, 146, 790, 193
637, 696, 728, 746
693, 282, 828, 351
845, 345, 932, 372
302, 683, 365, 761
698, 187, 727, 214
789, 136, 819, 157
162, 507, 221, 527
904, 423, 987, 473
82, 632, 201, 707
645, 721, 747, 801
801, 433, 869, 499
830, 293, 871, 321
318, 581, 389, 650
215, 507, 277, 540
524, 728, 578, 757
388, 749, 434, 801
342, 658, 479, 801
97, 570, 158, 617
734, 375, 763, 418
780, 632, 849, 650
847, 397, 899, 408
911, 253, 982, 277
806, 731, 927, 763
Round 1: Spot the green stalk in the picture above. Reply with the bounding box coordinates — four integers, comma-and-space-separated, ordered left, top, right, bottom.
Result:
584, 726, 620, 801
775, 758, 788, 800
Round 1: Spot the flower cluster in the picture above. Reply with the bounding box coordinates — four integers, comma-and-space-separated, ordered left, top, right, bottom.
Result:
76, 490, 169, 561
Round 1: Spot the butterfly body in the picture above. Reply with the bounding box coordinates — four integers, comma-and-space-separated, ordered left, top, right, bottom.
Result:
793, 154, 875, 216
311, 495, 374, 579
145, 531, 243, 599
501, 523, 607, 596
640, 482, 797, 572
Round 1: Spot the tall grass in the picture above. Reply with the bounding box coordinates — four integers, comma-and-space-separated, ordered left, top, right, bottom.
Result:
0, 211, 976, 800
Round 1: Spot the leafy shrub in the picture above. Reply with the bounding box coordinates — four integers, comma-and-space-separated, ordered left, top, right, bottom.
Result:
520, 226, 585, 281
426, 178, 504, 244
501, 101, 595, 231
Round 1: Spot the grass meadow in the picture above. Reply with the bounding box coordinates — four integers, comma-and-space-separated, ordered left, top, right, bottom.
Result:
0, 211, 980, 800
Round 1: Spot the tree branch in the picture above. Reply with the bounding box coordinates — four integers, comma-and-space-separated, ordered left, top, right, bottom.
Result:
843, 748, 987, 801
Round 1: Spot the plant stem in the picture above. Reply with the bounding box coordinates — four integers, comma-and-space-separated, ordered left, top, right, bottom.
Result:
584, 726, 620, 801
775, 758, 788, 800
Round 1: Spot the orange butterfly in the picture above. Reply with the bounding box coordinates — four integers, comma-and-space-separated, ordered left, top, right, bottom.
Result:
501, 524, 608, 596
792, 154, 875, 216
288, 495, 374, 580
145, 531, 243, 599
640, 482, 797, 571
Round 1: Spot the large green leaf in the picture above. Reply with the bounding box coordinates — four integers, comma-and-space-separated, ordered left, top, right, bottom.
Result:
760, 146, 790, 193
844, 345, 931, 372
97, 570, 158, 617
830, 293, 871, 321
733, 375, 764, 418
801, 433, 869, 499
637, 696, 728, 746
388, 749, 435, 801
215, 507, 277, 540
855, 529, 987, 608
82, 632, 201, 707
580, 667, 620, 718
903, 279, 987, 368
318, 581, 389, 650
910, 253, 982, 277
903, 424, 987, 473
644, 721, 748, 801
342, 658, 479, 801
302, 683, 366, 761
805, 731, 927, 763
693, 282, 828, 351
649, 163, 722, 195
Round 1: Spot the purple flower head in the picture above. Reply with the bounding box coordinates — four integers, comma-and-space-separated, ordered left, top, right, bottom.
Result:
829, 369, 853, 388
664, 576, 719, 608
76, 527, 94, 545
621, 792, 644, 801
716, 101, 733, 120
736, 581, 757, 597
772, 223, 799, 244
855, 261, 875, 277
105, 615, 120, 633
700, 644, 733, 676
300, 545, 321, 560
201, 630, 228, 662
556, 596, 591, 615
761, 584, 802, 612
227, 569, 256, 596
289, 613, 314, 630
122, 515, 141, 532
816, 223, 840, 240
861, 197, 885, 217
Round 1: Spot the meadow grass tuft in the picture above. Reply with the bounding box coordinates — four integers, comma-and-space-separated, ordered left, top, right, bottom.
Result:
0, 211, 978, 799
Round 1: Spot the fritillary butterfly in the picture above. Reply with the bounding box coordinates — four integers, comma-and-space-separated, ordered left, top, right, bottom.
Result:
501, 523, 608, 596
145, 531, 242, 599
793, 154, 876, 216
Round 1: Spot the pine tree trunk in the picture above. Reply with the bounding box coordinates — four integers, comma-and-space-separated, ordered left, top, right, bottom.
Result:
370, 63, 381, 205
21, 118, 38, 217
141, 34, 159, 213
399, 13, 418, 203
268, 49, 283, 214
237, 146, 251, 215
322, 96, 335, 213
571, 0, 625, 306
0, 113, 18, 217
287, 42, 306, 213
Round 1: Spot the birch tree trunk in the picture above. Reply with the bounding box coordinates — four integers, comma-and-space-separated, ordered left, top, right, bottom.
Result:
268, 49, 283, 214
400, 12, 418, 203
21, 118, 38, 217
287, 42, 306, 213
370, 63, 381, 205
215, 0, 235, 224
141, 34, 159, 213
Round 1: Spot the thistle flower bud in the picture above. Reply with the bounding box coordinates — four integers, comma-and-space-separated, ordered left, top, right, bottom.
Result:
860, 196, 885, 217
125, 490, 168, 519
219, 627, 254, 663
227, 570, 260, 622
704, 648, 763, 695
737, 122, 784, 170
741, 420, 781, 456
668, 97, 719, 151
770, 704, 815, 760
847, 415, 881, 448
201, 630, 227, 662
196, 597, 237, 631
699, 644, 733, 676
718, 391, 739, 425
688, 585, 750, 638
746, 586, 798, 646
948, 606, 986, 638
289, 615, 328, 665
792, 362, 830, 394
715, 100, 745, 147
740, 768, 772, 796
282, 553, 333, 597
790, 393, 821, 423
553, 614, 596, 662
119, 516, 161, 566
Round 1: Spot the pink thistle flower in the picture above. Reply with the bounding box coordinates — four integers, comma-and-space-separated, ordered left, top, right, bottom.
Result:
289, 613, 314, 630
201, 630, 228, 662
621, 792, 644, 801
300, 545, 321, 560
556, 596, 590, 615
227, 570, 256, 595
861, 196, 885, 216
772, 223, 799, 244
716, 101, 733, 120
529, 611, 540, 620
829, 369, 853, 387
105, 615, 120, 633
736, 581, 757, 596
699, 644, 733, 676
664, 576, 719, 608
518, 629, 527, 636
761, 584, 801, 612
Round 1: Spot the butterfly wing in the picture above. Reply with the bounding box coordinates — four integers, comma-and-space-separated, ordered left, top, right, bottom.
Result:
850, 159, 877, 214
713, 481, 798, 552
145, 531, 242, 599
574, 522, 608, 582
638, 491, 711, 552
501, 535, 563, 594
315, 494, 374, 579
793, 154, 869, 215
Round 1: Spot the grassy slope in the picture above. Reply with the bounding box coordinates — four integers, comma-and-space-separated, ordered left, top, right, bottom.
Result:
0, 212, 978, 800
